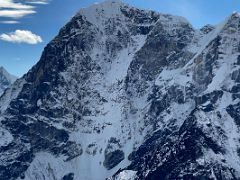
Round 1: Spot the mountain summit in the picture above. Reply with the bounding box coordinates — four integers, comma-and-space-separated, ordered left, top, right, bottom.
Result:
1, 1, 240, 180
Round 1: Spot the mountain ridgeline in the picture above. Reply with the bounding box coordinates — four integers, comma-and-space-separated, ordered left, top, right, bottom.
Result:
1, 1, 240, 180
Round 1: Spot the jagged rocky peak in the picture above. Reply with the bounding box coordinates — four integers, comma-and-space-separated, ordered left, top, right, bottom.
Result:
230, 11, 240, 17
0, 66, 17, 96
200, 24, 215, 34
1, 1, 240, 180
222, 11, 240, 28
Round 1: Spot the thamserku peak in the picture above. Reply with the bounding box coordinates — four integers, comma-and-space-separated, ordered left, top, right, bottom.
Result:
0, 1, 240, 180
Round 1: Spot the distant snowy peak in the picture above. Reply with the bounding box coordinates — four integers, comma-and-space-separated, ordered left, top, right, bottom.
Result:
0, 67, 17, 95
0, 67, 17, 83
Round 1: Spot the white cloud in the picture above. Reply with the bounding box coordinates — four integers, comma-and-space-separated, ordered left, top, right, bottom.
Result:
0, 20, 19, 24
0, 0, 49, 22
27, 0, 49, 5
0, 0, 33, 9
0, 30, 43, 44
0, 9, 36, 18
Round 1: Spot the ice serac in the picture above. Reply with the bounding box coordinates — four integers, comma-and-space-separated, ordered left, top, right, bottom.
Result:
1, 1, 240, 180
0, 67, 17, 96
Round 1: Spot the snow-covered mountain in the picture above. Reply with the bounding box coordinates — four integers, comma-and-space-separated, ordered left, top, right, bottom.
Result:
0, 67, 17, 96
1, 1, 240, 179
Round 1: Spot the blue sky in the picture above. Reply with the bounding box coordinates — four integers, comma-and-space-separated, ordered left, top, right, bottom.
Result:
0, 0, 239, 76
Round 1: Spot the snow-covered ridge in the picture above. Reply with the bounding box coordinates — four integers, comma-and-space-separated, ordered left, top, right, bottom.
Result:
79, 0, 126, 29
78, 0, 191, 32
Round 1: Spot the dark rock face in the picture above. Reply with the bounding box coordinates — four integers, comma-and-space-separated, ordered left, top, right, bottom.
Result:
124, 111, 226, 180
103, 137, 124, 170
104, 150, 125, 170
195, 90, 223, 112
125, 15, 194, 96
200, 24, 215, 34
0, 143, 33, 180
62, 173, 74, 180
0, 3, 96, 180
112, 12, 240, 180
226, 102, 240, 126
1, 1, 240, 180
193, 35, 222, 91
